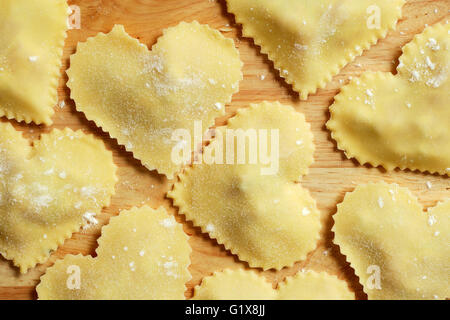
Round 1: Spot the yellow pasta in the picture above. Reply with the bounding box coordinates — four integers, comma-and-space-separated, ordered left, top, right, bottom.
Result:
37, 206, 191, 300
193, 269, 354, 300
169, 102, 320, 270
333, 182, 449, 300
0, 0, 68, 124
0, 122, 117, 273
328, 23, 450, 175
67, 22, 243, 178
226, 0, 404, 99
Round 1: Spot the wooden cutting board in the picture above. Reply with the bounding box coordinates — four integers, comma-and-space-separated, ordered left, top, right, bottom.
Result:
0, 0, 448, 300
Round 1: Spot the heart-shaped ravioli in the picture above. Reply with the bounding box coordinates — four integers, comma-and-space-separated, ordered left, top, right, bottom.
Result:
226, 0, 404, 99
0, 0, 68, 125
333, 182, 449, 300
37, 206, 191, 300
328, 23, 450, 175
193, 269, 354, 300
0, 122, 117, 273
67, 22, 243, 178
169, 102, 320, 270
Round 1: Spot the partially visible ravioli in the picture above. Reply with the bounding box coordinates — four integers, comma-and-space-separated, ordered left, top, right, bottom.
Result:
277, 271, 355, 300
333, 182, 449, 300
193, 269, 354, 300
67, 22, 243, 178
37, 206, 191, 300
169, 102, 320, 270
328, 23, 450, 175
0, 0, 68, 125
226, 0, 404, 99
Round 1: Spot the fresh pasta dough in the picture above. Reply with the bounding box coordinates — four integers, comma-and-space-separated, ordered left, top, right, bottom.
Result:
67, 22, 243, 178
37, 206, 191, 300
193, 269, 354, 300
333, 182, 449, 300
169, 102, 320, 270
226, 0, 404, 99
0, 0, 68, 125
0, 122, 117, 273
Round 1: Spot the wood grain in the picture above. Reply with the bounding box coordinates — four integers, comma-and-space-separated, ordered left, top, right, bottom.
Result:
0, 0, 449, 300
